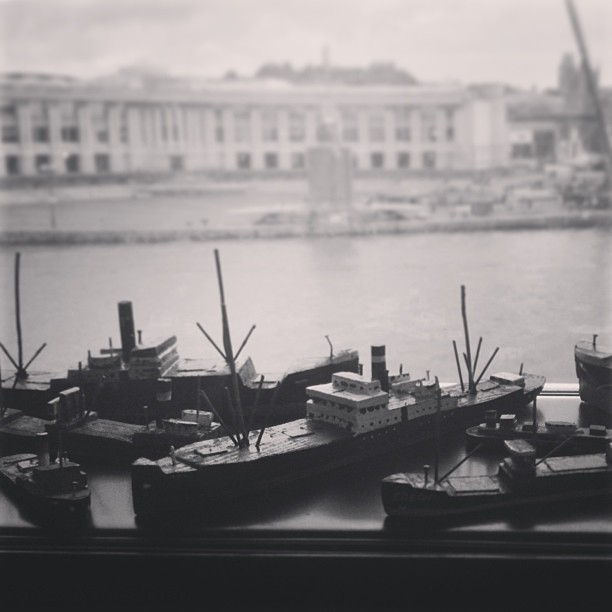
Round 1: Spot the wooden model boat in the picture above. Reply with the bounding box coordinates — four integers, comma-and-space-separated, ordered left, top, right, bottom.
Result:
575, 336, 612, 413
465, 408, 611, 455
1, 384, 225, 464
0, 395, 90, 517
381, 439, 612, 519
0, 450, 90, 516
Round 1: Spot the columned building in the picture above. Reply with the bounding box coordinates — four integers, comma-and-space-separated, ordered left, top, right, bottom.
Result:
0, 72, 509, 178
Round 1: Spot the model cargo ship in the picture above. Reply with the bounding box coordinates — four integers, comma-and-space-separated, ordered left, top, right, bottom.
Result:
1, 383, 221, 463
465, 409, 611, 455
575, 336, 612, 413
381, 439, 612, 520
44, 385, 222, 463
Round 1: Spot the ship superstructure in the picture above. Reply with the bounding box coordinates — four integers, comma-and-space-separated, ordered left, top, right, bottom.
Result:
306, 370, 458, 435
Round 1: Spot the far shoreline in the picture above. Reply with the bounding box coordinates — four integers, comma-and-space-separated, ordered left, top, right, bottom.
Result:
1, 210, 610, 247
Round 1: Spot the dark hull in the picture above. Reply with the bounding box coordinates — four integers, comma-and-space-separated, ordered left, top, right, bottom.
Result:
0, 453, 91, 517
132, 375, 545, 516
131, 426, 223, 461
575, 344, 612, 413
0, 409, 53, 455
465, 425, 611, 455
1, 371, 72, 416
3, 352, 360, 425
381, 466, 612, 519
46, 418, 150, 464
56, 418, 226, 463
2, 410, 223, 464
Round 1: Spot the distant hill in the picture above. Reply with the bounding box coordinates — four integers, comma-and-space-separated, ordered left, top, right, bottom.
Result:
251, 61, 418, 86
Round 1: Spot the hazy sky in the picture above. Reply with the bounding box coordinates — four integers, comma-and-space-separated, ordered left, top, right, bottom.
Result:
0, 0, 610, 88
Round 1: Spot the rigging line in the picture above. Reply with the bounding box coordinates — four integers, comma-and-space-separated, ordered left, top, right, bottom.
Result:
23, 342, 47, 372
196, 323, 226, 362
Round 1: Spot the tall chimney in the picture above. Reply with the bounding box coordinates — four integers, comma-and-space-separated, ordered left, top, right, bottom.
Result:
371, 345, 389, 392
118, 301, 136, 361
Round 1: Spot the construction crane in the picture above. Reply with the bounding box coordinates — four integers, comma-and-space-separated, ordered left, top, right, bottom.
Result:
565, 0, 612, 192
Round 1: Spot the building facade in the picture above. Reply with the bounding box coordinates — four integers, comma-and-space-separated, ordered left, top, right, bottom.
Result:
0, 72, 510, 179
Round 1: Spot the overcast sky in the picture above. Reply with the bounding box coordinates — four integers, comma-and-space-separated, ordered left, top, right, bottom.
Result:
0, 0, 610, 88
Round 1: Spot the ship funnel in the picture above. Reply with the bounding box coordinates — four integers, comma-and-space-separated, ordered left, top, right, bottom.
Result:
118, 301, 136, 361
371, 345, 389, 392
36, 432, 50, 466
155, 377, 173, 427
485, 410, 497, 429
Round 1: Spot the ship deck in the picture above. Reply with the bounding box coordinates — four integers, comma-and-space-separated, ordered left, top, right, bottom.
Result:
169, 419, 348, 472
575, 343, 612, 367
63, 418, 147, 442
454, 373, 544, 405
538, 454, 610, 475
0, 410, 52, 437
1, 369, 66, 392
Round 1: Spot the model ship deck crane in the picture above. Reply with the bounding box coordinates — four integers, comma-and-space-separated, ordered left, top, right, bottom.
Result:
0, 253, 47, 387
452, 286, 499, 395
196, 249, 256, 448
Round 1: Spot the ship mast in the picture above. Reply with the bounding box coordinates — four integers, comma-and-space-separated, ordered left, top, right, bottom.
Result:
0, 252, 47, 386
196, 250, 256, 448
453, 286, 498, 395
0, 359, 5, 419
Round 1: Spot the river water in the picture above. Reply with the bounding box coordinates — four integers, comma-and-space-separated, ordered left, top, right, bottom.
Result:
0, 227, 610, 531
1, 227, 609, 382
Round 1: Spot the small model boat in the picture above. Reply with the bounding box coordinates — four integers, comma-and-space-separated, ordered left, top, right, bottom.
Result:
45, 384, 223, 463
0, 430, 90, 516
2, 384, 224, 464
575, 336, 612, 413
465, 408, 611, 455
381, 439, 612, 519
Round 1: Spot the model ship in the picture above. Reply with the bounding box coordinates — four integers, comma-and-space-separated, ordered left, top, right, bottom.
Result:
381, 438, 612, 520
2, 256, 359, 427
1, 382, 225, 464
0, 253, 63, 413
465, 408, 611, 455
0, 393, 91, 517
131, 261, 545, 516
575, 335, 612, 413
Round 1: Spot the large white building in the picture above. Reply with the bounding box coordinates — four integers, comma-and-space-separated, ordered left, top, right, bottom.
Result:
0, 72, 510, 179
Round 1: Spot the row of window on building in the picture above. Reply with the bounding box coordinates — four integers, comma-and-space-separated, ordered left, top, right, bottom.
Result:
1, 103, 456, 146
4, 153, 110, 175
3, 150, 440, 176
